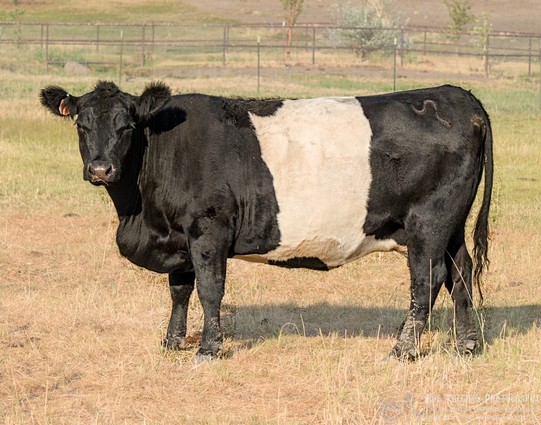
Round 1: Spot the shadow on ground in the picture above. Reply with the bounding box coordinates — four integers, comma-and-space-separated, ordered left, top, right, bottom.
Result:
222, 302, 541, 346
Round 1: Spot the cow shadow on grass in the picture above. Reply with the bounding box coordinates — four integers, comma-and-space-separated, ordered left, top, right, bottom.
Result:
221, 302, 541, 349
223, 302, 405, 341
478, 304, 541, 344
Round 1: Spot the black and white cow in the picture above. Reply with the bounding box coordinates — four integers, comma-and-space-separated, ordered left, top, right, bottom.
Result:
40, 82, 493, 362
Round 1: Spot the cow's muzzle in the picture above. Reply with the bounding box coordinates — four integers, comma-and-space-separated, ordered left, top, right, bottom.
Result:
86, 161, 117, 185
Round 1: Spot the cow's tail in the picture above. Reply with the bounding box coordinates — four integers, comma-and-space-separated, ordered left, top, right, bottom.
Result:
472, 108, 493, 306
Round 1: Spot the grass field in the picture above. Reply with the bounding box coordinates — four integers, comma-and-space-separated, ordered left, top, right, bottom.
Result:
1, 68, 540, 424
1, 1, 541, 424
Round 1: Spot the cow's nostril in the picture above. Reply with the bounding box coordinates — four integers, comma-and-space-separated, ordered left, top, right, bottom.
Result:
87, 162, 114, 183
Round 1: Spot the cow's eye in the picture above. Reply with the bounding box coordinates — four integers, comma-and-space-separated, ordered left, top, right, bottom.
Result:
117, 123, 136, 135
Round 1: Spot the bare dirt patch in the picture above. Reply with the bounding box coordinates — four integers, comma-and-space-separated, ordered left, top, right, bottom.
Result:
182, 0, 541, 33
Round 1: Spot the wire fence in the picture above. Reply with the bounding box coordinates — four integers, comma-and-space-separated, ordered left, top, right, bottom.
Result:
1, 21, 540, 83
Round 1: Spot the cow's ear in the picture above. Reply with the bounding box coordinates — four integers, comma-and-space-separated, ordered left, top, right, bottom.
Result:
132, 81, 171, 121
40, 86, 79, 118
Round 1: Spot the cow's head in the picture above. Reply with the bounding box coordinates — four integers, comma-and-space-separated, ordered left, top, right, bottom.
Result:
40, 81, 171, 185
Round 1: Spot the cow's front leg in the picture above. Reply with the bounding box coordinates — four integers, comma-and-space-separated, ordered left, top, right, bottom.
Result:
163, 270, 195, 350
192, 251, 227, 363
188, 221, 229, 364
393, 246, 447, 360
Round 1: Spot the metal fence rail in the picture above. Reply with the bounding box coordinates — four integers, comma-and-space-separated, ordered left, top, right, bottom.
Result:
1, 21, 540, 79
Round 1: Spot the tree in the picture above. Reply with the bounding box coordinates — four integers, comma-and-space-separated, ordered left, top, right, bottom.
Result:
444, 0, 474, 40
473, 12, 492, 76
329, 0, 405, 60
282, 0, 304, 59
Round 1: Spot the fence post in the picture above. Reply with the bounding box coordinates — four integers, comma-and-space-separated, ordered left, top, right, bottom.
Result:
528, 37, 532, 77
119, 30, 124, 84
222, 24, 228, 66
257, 36, 261, 95
141, 24, 146, 67
484, 32, 490, 77
45, 24, 49, 72
96, 25, 100, 52
393, 37, 397, 91
312, 26, 316, 65
151, 23, 155, 54
400, 28, 404, 68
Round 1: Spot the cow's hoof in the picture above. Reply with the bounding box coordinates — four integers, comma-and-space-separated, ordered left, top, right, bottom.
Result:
191, 350, 219, 366
390, 343, 418, 361
162, 335, 186, 351
457, 338, 478, 355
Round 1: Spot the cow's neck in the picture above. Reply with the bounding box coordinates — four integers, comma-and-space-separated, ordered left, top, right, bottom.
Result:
106, 181, 141, 218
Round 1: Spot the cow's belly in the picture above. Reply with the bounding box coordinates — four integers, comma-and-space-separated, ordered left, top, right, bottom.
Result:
239, 96, 397, 269
235, 235, 400, 269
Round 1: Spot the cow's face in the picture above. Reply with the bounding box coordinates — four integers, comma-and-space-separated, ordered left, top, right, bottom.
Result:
40, 81, 171, 185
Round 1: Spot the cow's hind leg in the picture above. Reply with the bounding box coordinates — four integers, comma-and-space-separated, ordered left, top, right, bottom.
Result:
445, 236, 478, 355
392, 218, 448, 360
163, 270, 195, 350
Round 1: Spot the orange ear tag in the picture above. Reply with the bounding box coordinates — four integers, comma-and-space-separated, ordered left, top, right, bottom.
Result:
59, 95, 71, 116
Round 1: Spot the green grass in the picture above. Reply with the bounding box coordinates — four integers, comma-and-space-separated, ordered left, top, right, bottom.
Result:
1, 21, 541, 422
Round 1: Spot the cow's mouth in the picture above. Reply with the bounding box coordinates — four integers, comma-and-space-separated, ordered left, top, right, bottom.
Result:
89, 176, 110, 186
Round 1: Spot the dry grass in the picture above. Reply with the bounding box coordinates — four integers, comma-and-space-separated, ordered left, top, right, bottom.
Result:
2, 210, 540, 424
1, 68, 541, 424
